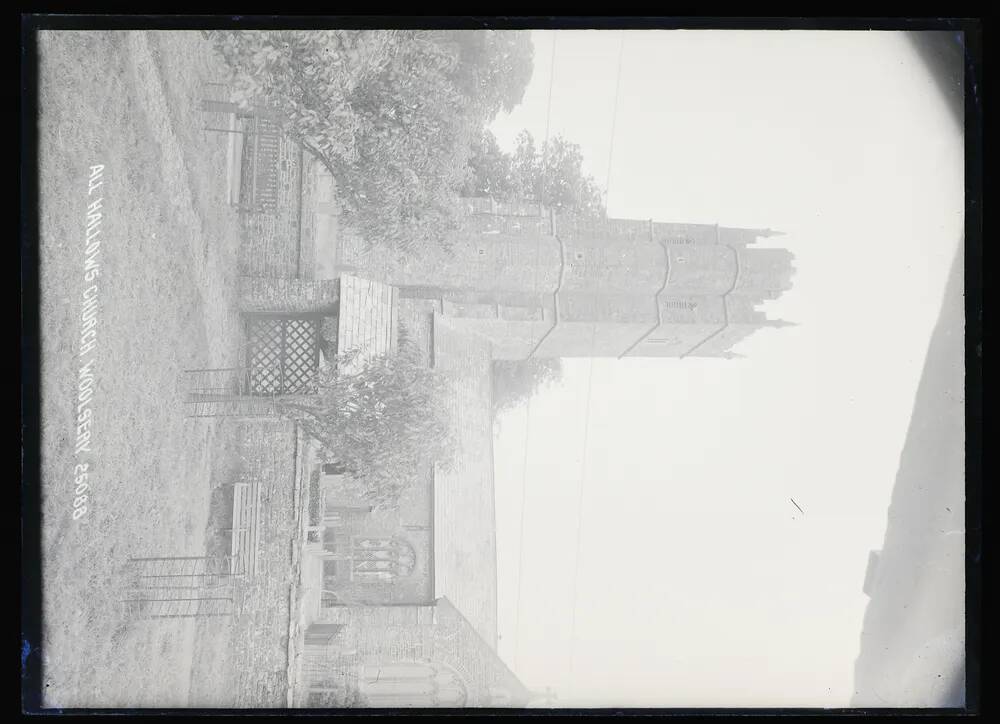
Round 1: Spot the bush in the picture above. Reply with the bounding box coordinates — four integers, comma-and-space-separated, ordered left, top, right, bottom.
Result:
277, 347, 457, 511
208, 30, 533, 253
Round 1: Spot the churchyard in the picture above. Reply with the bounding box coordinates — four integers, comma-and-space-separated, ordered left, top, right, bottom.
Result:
38, 30, 301, 708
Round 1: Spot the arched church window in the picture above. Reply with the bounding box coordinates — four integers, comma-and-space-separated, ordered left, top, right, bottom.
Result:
359, 661, 468, 707
351, 536, 417, 579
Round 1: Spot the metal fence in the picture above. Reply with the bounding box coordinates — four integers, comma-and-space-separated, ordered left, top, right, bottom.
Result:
179, 368, 282, 418
120, 556, 242, 620
239, 115, 283, 215
298, 648, 361, 707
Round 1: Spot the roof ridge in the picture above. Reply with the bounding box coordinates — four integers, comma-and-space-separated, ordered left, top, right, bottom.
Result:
434, 597, 530, 699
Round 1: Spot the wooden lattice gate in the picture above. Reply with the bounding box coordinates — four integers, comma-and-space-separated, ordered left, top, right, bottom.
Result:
245, 314, 322, 395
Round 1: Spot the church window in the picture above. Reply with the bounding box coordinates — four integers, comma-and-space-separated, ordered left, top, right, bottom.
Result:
663, 300, 697, 311
359, 662, 468, 707
351, 536, 417, 579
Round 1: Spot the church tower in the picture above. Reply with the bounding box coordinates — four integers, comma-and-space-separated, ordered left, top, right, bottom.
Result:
387, 198, 796, 360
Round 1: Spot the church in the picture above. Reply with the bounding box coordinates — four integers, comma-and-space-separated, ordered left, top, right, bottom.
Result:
228, 133, 796, 707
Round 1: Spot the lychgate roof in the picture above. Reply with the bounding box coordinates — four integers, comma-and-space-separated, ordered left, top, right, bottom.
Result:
336, 274, 398, 372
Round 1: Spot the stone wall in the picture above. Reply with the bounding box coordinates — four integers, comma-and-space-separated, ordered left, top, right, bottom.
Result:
297, 156, 318, 280
238, 141, 305, 279
238, 277, 340, 315
189, 417, 301, 708
231, 418, 299, 706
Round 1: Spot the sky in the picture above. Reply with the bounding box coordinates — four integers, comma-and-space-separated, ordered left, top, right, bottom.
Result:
487, 30, 964, 708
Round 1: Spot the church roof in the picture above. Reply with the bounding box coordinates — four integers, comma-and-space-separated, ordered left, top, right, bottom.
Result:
431, 597, 530, 704
430, 314, 499, 650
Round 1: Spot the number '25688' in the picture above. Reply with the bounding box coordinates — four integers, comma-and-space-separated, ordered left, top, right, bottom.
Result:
72, 463, 90, 520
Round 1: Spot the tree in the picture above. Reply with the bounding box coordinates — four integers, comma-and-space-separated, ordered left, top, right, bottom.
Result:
208, 30, 534, 253
464, 129, 606, 217
437, 30, 534, 120
527, 133, 606, 217
492, 357, 564, 415
464, 129, 526, 201
277, 346, 457, 512
332, 33, 476, 253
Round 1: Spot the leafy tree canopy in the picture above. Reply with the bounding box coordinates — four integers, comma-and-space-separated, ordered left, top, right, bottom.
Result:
464, 129, 606, 217
278, 345, 458, 512
492, 357, 564, 416
209, 29, 533, 253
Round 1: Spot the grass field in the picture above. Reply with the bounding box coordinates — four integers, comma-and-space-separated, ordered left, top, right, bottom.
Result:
38, 30, 247, 707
